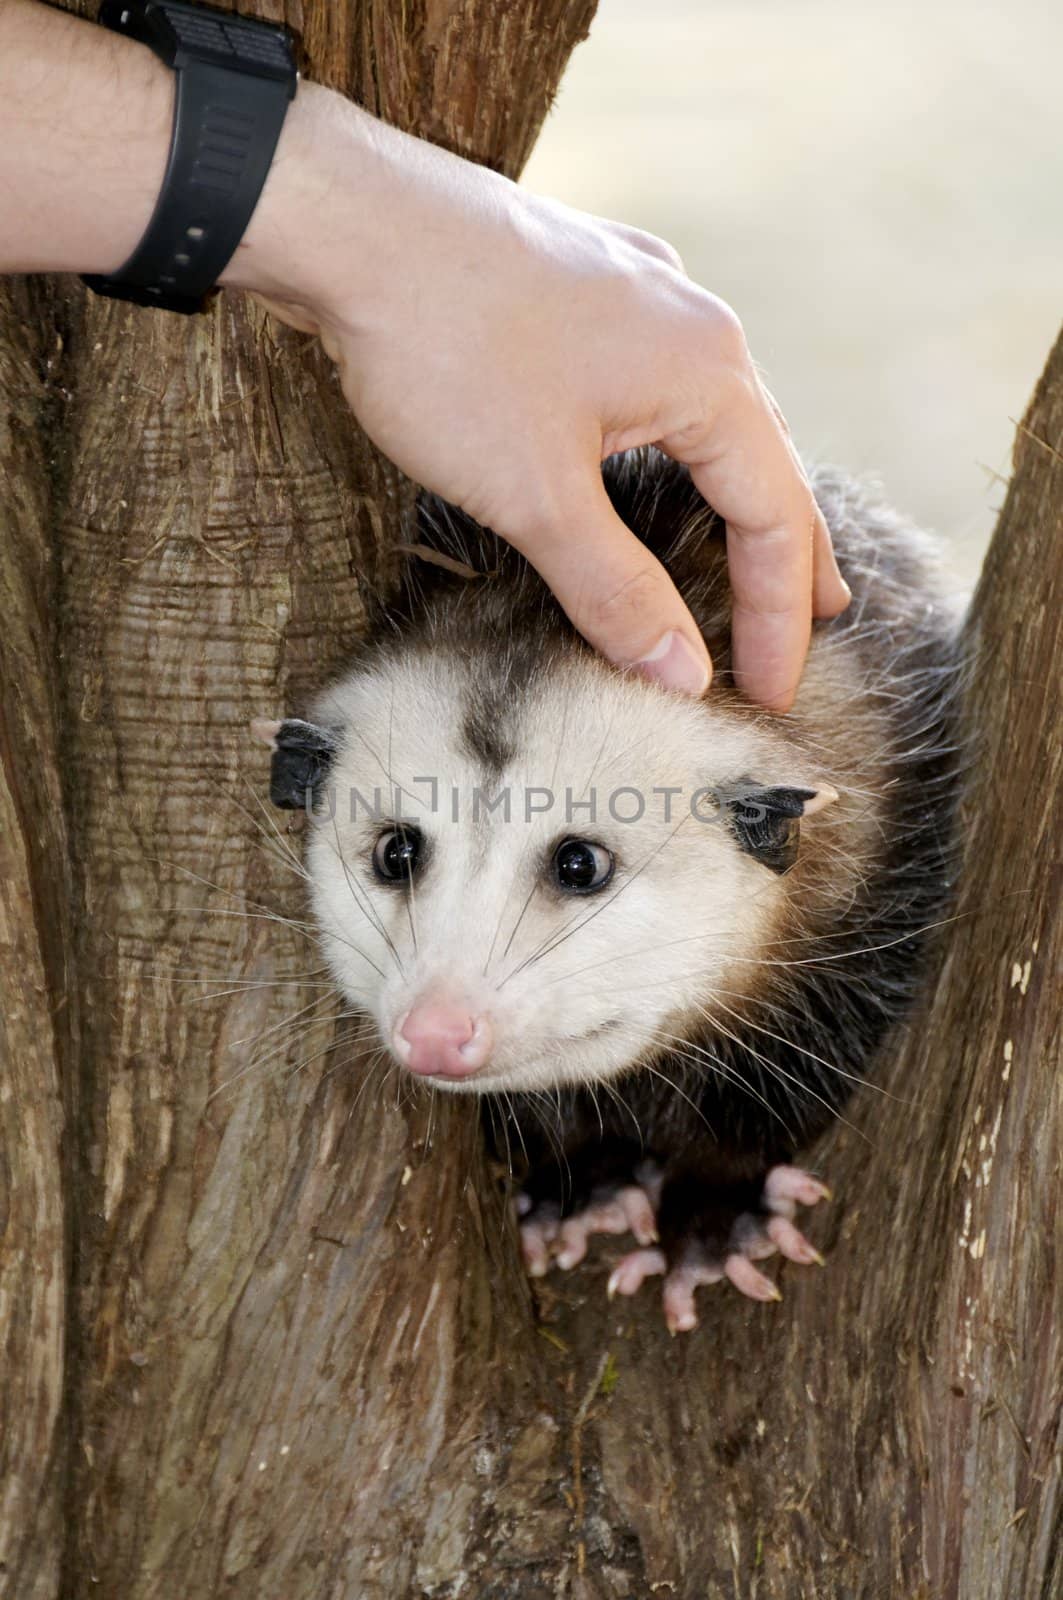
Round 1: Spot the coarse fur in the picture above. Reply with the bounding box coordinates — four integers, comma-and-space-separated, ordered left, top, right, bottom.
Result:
261, 448, 964, 1308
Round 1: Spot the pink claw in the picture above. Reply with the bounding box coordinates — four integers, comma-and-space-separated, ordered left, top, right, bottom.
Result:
556, 1215, 593, 1271
764, 1165, 832, 1211
661, 1262, 725, 1333
520, 1179, 661, 1276
520, 1218, 557, 1278
724, 1253, 782, 1302
618, 1185, 659, 1246
607, 1247, 667, 1299
767, 1214, 824, 1265
662, 1275, 700, 1334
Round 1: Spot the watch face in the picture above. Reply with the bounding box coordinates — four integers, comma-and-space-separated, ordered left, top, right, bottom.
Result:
104, 1, 297, 85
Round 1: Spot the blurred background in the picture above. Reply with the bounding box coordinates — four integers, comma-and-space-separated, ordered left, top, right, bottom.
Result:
523, 0, 1063, 583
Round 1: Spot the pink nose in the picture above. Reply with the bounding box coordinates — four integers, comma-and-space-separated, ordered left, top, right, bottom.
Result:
394, 1001, 493, 1080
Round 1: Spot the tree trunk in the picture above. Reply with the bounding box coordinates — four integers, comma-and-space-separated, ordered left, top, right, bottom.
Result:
0, 4, 1058, 1598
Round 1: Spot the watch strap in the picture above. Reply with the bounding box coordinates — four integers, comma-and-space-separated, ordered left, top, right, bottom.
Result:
81, 1, 298, 315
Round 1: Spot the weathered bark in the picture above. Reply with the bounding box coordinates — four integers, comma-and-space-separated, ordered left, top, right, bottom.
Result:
0, 3, 1058, 1598
0, 282, 75, 1600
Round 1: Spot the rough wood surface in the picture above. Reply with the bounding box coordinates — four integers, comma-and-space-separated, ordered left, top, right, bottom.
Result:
0, 280, 75, 1600
0, 2, 1058, 1596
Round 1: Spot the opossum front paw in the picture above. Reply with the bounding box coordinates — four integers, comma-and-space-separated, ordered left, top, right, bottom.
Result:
518, 1181, 659, 1278
607, 1164, 830, 1334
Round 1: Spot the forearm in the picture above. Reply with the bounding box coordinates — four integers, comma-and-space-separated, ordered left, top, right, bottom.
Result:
0, 0, 176, 274
0, 0, 382, 309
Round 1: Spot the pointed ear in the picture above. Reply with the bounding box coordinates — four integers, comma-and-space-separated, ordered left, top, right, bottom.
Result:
723, 780, 839, 875
251, 718, 339, 811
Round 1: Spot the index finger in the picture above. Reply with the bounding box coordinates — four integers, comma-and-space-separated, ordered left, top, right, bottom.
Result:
663, 378, 841, 711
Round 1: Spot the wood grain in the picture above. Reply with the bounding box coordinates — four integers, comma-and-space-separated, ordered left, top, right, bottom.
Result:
0, 280, 75, 1600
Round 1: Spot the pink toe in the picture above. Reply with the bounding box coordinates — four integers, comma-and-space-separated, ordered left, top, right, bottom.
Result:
725, 1254, 782, 1301
556, 1218, 590, 1271
607, 1247, 666, 1299
663, 1277, 699, 1335
588, 1200, 631, 1236
745, 1233, 777, 1262
619, 1186, 658, 1246
520, 1213, 559, 1275
764, 1164, 832, 1209
521, 1226, 552, 1278
767, 1215, 824, 1265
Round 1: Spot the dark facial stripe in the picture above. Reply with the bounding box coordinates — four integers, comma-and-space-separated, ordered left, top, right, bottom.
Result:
461, 688, 515, 777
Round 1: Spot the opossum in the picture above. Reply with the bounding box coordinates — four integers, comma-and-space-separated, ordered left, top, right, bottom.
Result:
255, 448, 962, 1332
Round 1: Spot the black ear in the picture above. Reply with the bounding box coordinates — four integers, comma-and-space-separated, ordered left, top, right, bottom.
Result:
723, 780, 837, 875
252, 718, 339, 811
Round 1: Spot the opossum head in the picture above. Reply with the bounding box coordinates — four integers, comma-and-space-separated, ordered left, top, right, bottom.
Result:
257, 644, 837, 1097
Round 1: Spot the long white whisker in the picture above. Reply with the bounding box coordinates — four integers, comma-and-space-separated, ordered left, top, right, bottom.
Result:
703, 995, 911, 1106
327, 810, 403, 978
500, 813, 692, 986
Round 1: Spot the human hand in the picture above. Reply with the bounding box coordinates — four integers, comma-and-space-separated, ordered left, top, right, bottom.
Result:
225, 84, 851, 708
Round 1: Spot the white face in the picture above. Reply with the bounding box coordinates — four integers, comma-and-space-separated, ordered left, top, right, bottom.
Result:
305, 651, 794, 1096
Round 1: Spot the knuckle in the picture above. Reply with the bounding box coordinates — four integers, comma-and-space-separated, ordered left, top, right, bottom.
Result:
694, 293, 749, 366
635, 229, 685, 274
604, 219, 685, 274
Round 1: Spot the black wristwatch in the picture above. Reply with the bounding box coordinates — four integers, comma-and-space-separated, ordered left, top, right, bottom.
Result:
81, 0, 299, 315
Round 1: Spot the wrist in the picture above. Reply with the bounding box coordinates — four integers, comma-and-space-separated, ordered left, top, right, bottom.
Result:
219, 81, 378, 319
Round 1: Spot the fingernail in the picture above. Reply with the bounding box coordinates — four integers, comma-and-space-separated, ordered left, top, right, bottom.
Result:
633, 631, 711, 696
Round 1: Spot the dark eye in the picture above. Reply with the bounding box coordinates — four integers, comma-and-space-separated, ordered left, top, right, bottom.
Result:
372, 827, 423, 884
552, 837, 614, 894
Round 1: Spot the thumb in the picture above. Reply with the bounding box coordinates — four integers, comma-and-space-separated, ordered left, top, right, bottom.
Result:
503, 476, 712, 696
